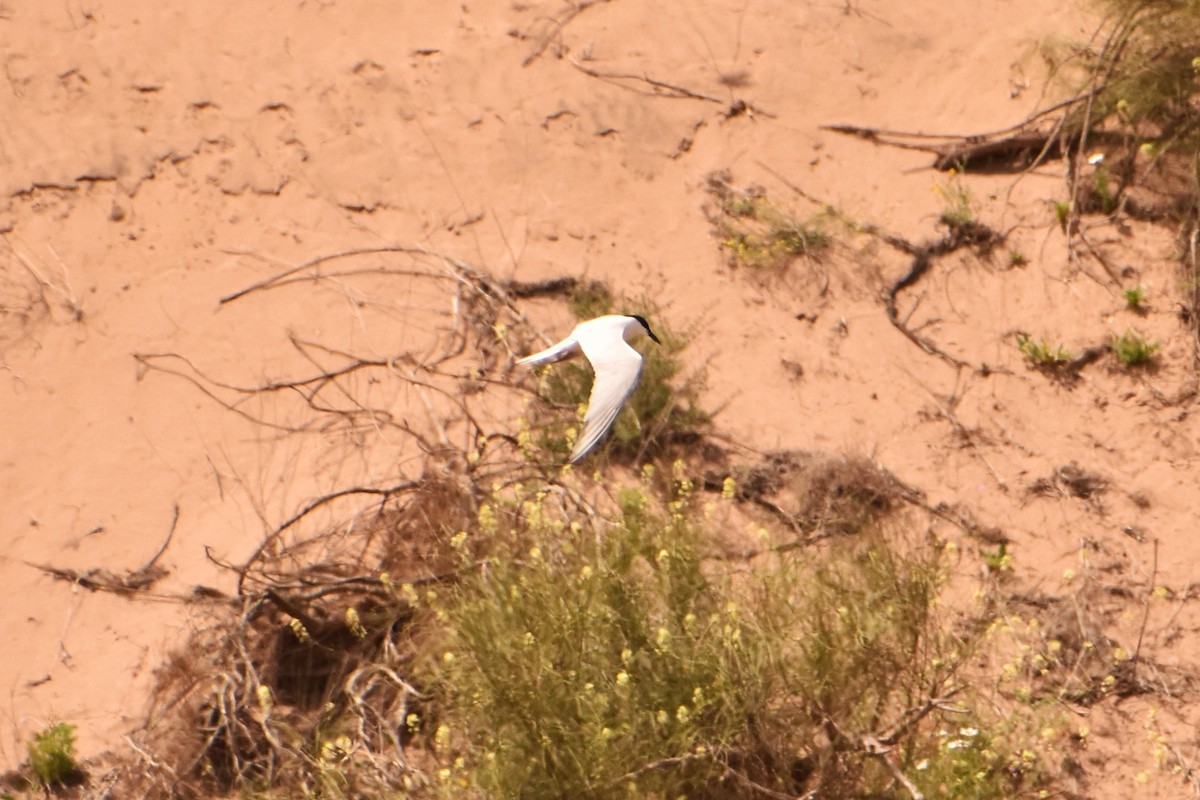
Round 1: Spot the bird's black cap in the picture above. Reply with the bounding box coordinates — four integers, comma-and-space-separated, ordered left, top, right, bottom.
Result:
628, 314, 661, 344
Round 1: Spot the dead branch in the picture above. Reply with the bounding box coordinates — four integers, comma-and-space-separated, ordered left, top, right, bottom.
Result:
592, 752, 712, 792
880, 211, 1004, 371
503, 276, 579, 298
522, 0, 617, 67
862, 735, 925, 800
218, 245, 444, 305
25, 505, 181, 595
140, 503, 180, 574
235, 481, 419, 596
822, 86, 1107, 174
27, 561, 168, 595
568, 58, 724, 103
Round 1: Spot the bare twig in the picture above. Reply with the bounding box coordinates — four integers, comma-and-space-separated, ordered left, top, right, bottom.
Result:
862, 735, 925, 800
235, 481, 418, 596
568, 58, 724, 103
1132, 538, 1159, 682
218, 245, 451, 305
522, 0, 617, 67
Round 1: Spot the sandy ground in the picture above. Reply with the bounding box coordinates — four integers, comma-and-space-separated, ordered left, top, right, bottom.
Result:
3, 0, 1200, 795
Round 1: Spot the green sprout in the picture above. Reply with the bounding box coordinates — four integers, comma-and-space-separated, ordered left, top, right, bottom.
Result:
1016, 333, 1072, 369
1111, 329, 1160, 367
1122, 286, 1146, 310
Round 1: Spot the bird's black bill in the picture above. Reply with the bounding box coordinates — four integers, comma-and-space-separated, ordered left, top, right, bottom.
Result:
629, 314, 661, 344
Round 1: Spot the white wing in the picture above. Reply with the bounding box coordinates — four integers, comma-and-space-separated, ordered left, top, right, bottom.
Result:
517, 336, 581, 366
570, 336, 644, 463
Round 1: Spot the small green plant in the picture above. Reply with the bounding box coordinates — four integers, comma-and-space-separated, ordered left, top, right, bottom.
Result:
27, 723, 78, 787
1091, 165, 1118, 213
982, 542, 1012, 574
1016, 333, 1072, 369
708, 176, 828, 269
935, 176, 975, 227
1123, 285, 1146, 310
1052, 200, 1071, 231
1008, 249, 1029, 267
1111, 329, 1160, 366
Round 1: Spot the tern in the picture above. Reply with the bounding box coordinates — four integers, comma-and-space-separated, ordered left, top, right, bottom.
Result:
518, 314, 661, 464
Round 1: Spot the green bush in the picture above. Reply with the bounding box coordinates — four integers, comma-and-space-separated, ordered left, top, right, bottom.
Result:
420, 471, 1037, 798
27, 722, 78, 787
1074, 1, 1200, 152
1111, 328, 1160, 366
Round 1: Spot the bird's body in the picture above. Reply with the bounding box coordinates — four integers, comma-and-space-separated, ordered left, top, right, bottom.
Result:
518, 314, 661, 464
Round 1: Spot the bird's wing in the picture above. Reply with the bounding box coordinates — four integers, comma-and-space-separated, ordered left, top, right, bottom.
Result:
517, 336, 581, 366
570, 338, 644, 463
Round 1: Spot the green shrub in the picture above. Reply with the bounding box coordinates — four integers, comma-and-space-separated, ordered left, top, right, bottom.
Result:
421, 472, 1038, 798
1071, 1, 1200, 155
1111, 328, 1160, 366
1016, 333, 1072, 369
27, 723, 78, 786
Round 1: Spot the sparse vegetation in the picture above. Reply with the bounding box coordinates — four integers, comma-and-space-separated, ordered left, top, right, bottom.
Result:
1052, 200, 1071, 232
1008, 249, 1029, 268
707, 172, 829, 269
1111, 328, 1160, 366
26, 723, 78, 787
935, 175, 975, 227
1091, 164, 1118, 214
1066, 1, 1200, 170
1123, 285, 1146, 310
1016, 333, 1073, 369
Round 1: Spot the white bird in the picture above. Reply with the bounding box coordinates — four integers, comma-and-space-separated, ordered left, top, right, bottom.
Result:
517, 314, 661, 463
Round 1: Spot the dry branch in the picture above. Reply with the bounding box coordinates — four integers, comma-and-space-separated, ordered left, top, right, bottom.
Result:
568, 58, 724, 103
218, 245, 443, 305
235, 481, 418, 596
822, 86, 1106, 173
25, 504, 180, 595
522, 0, 617, 67
881, 218, 1002, 371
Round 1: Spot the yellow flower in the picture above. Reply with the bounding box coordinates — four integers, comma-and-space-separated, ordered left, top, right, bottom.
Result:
289, 618, 310, 643
345, 608, 366, 638
721, 475, 737, 500
616, 671, 630, 687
